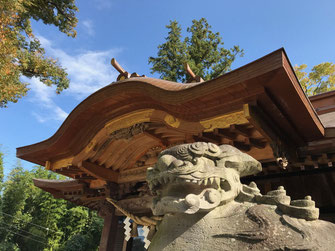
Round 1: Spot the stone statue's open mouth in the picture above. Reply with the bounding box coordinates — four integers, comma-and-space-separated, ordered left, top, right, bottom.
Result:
149, 170, 239, 216
146, 142, 262, 215
149, 175, 232, 196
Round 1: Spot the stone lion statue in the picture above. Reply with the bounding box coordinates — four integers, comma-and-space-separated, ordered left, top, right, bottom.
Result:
146, 142, 335, 251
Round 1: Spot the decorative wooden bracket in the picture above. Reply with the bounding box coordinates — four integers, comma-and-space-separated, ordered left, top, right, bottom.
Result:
184, 62, 204, 83
78, 160, 119, 183
111, 58, 146, 81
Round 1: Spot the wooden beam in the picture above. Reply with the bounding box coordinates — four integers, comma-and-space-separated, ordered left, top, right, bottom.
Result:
194, 133, 220, 144
229, 124, 250, 137
118, 166, 148, 183
55, 166, 82, 174
244, 104, 298, 161
248, 138, 267, 149
99, 209, 119, 251
244, 104, 275, 142
48, 157, 74, 171
232, 140, 251, 152
55, 169, 76, 174
78, 161, 119, 183
213, 128, 236, 140
74, 173, 96, 180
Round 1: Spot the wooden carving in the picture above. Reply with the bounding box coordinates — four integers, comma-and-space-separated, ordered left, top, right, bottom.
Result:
164, 114, 180, 128
104, 109, 154, 134
200, 110, 249, 132
109, 123, 150, 140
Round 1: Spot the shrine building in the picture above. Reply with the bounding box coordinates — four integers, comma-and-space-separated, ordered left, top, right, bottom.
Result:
17, 48, 335, 250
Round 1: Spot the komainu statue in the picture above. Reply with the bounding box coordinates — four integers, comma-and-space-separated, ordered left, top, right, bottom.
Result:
146, 142, 335, 251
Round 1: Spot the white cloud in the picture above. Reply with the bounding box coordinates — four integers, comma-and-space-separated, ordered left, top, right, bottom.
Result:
93, 0, 112, 10
27, 36, 121, 123
82, 20, 95, 36
27, 77, 69, 123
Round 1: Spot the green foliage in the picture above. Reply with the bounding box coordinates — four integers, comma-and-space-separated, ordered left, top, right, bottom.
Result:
294, 63, 335, 96
60, 211, 103, 251
0, 163, 103, 251
0, 0, 78, 107
148, 20, 186, 82
149, 18, 243, 82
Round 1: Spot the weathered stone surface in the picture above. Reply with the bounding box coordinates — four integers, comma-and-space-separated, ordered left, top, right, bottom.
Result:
146, 142, 335, 250
149, 202, 335, 251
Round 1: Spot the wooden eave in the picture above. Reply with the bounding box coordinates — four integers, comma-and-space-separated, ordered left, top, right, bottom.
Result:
310, 90, 335, 115
33, 178, 85, 198
33, 178, 152, 215
17, 48, 324, 169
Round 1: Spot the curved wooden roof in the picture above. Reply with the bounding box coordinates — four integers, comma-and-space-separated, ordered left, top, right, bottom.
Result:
17, 48, 324, 169
17, 48, 335, 217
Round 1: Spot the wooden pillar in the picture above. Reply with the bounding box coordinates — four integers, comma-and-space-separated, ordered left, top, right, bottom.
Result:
121, 239, 128, 251
99, 211, 119, 251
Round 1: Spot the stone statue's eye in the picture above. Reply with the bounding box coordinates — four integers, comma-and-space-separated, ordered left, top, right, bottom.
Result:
171, 159, 184, 168
191, 158, 198, 165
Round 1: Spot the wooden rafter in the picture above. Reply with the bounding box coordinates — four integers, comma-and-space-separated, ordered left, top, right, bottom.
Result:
90, 138, 113, 163
143, 131, 168, 146
96, 141, 121, 166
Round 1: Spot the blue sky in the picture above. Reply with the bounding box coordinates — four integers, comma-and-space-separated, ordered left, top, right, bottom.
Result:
1, 0, 335, 174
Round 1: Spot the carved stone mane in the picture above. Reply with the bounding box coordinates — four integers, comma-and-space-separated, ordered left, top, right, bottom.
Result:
146, 142, 335, 251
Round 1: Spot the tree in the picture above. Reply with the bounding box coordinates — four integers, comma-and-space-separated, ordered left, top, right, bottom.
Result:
294, 63, 335, 96
0, 164, 103, 250
148, 21, 187, 82
0, 0, 78, 107
149, 18, 244, 82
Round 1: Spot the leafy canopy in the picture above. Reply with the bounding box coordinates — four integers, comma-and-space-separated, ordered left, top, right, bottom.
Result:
0, 0, 78, 107
294, 63, 335, 96
149, 18, 243, 82
0, 160, 103, 251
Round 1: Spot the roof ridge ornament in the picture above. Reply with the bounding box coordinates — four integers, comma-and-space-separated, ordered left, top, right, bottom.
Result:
184, 62, 204, 83
111, 58, 146, 81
